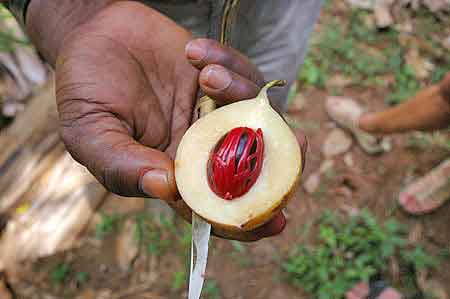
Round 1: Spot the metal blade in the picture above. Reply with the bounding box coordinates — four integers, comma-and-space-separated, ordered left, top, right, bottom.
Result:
188, 2, 239, 298
188, 214, 211, 299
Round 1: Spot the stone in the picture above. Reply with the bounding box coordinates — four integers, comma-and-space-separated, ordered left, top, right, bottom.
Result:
322, 128, 353, 157
344, 153, 355, 168
304, 173, 320, 194
99, 263, 108, 274
374, 0, 394, 28
395, 21, 414, 34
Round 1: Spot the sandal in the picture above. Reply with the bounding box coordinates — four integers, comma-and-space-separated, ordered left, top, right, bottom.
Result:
399, 158, 450, 215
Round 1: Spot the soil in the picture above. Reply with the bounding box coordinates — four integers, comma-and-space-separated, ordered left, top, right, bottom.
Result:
6, 85, 450, 299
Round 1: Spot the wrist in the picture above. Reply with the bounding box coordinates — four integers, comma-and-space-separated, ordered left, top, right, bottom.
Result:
24, 0, 118, 66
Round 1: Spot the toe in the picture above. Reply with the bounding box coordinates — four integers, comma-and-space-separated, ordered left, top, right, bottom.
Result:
379, 288, 403, 299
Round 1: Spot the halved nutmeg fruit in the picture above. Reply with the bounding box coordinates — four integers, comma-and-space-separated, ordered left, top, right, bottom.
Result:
175, 81, 302, 232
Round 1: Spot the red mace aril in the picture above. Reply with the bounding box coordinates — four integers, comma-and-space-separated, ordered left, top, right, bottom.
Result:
207, 127, 264, 200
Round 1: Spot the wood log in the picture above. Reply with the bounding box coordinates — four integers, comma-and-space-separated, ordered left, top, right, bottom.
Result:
0, 80, 108, 271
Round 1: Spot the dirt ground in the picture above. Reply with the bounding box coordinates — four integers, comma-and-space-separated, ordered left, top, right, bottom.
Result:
2, 2, 450, 299
8, 92, 450, 299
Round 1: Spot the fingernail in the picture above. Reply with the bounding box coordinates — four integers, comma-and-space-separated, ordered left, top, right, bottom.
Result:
140, 169, 169, 200
204, 66, 232, 90
185, 41, 207, 61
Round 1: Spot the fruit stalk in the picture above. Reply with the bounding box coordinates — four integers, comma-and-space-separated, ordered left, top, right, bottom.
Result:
196, 95, 216, 118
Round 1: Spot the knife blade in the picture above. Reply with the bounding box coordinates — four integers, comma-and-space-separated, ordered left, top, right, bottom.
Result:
188, 95, 215, 299
188, 214, 211, 299
188, 1, 239, 299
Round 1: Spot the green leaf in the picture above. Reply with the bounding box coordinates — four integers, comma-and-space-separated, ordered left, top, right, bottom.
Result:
171, 271, 187, 291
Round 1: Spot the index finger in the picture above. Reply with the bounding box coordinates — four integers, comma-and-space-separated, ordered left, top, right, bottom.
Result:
186, 38, 265, 86
212, 211, 287, 242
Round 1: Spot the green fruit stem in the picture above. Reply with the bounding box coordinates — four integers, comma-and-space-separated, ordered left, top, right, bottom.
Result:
259, 80, 287, 105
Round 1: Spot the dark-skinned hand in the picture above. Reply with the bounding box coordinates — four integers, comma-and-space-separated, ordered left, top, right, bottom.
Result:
55, 1, 307, 241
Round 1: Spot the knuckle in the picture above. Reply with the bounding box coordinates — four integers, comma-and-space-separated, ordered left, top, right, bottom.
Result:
99, 163, 134, 197
218, 49, 234, 68
100, 165, 122, 195
440, 72, 450, 105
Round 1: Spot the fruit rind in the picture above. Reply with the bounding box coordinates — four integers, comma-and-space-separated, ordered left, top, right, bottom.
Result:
175, 80, 301, 232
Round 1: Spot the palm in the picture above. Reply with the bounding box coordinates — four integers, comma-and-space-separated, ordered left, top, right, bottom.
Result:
56, 5, 197, 160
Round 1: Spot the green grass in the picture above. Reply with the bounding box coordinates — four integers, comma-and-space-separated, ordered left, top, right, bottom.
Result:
95, 213, 121, 239
299, 5, 449, 105
203, 280, 222, 299
75, 271, 90, 285
283, 210, 437, 299
134, 213, 174, 256
50, 264, 90, 287
171, 270, 187, 291
300, 14, 397, 89
431, 64, 450, 84
387, 65, 421, 105
229, 240, 251, 267
50, 263, 71, 285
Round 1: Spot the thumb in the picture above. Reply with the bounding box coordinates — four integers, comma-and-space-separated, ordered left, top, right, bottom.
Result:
138, 152, 178, 201
60, 116, 178, 201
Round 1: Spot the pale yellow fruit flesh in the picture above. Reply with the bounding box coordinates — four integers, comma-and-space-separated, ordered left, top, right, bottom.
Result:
175, 83, 302, 231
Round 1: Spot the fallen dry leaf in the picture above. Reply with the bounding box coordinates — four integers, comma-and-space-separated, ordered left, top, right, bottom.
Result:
405, 48, 434, 79
416, 270, 449, 299
408, 221, 424, 244
116, 219, 140, 272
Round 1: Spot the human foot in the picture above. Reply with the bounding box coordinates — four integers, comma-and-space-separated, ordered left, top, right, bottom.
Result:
399, 158, 450, 215
325, 97, 390, 155
346, 281, 403, 299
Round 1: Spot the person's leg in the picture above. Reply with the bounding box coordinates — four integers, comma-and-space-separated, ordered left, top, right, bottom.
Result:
232, 0, 323, 111
359, 73, 450, 134
327, 73, 450, 214
144, 1, 211, 38
147, 0, 323, 111
361, 75, 450, 213
326, 73, 450, 154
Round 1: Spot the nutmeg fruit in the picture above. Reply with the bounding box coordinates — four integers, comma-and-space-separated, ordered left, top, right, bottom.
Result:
175, 81, 302, 232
